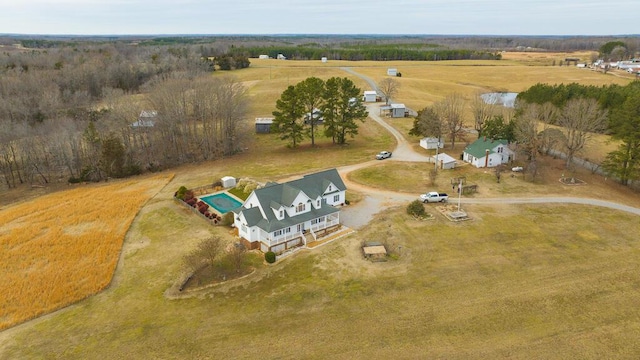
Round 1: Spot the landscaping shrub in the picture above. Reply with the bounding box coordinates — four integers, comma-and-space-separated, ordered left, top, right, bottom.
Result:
176, 186, 188, 200
265, 251, 276, 264
221, 212, 234, 226
212, 180, 223, 188
407, 200, 426, 217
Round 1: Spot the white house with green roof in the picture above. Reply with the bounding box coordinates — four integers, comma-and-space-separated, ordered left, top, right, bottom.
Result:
233, 168, 346, 254
463, 138, 514, 168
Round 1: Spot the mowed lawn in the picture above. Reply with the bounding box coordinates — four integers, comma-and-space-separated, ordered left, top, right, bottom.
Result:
2, 200, 640, 359
2, 56, 640, 359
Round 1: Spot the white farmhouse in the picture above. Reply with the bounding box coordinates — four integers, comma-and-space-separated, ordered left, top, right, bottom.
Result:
233, 169, 346, 254
131, 110, 157, 128
463, 138, 514, 168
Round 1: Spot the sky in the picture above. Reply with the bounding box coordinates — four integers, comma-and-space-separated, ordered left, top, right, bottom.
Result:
1, 0, 638, 36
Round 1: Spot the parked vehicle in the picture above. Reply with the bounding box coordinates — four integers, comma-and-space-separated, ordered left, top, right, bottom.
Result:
419, 191, 449, 203
376, 151, 392, 160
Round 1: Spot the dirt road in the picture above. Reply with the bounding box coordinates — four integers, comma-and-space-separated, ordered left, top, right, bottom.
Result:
337, 67, 640, 230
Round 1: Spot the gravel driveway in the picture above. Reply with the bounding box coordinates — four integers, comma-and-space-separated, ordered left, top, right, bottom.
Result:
337, 67, 640, 230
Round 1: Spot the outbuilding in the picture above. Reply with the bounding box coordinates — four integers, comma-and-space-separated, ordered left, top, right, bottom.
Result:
221, 176, 236, 188
363, 90, 378, 102
390, 103, 406, 118
430, 153, 457, 170
420, 137, 444, 150
258, 54, 269, 59
255, 117, 274, 133
387, 68, 397, 76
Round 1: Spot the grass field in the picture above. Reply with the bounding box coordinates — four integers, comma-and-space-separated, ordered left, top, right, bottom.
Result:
1, 54, 640, 359
0, 174, 173, 331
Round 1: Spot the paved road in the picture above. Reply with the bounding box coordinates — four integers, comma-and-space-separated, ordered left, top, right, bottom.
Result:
337, 67, 640, 230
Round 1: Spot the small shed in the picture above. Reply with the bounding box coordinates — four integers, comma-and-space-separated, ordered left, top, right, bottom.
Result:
387, 68, 397, 76
255, 117, 274, 133
363, 90, 378, 102
390, 103, 406, 118
221, 176, 236, 188
431, 153, 457, 170
258, 54, 269, 59
420, 137, 444, 150
321, 57, 328, 63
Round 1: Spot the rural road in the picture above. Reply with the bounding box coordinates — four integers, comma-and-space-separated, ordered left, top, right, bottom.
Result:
336, 67, 640, 230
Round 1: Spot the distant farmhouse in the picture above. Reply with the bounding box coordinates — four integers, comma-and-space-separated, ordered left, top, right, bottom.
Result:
463, 138, 514, 168
233, 169, 346, 254
131, 110, 156, 128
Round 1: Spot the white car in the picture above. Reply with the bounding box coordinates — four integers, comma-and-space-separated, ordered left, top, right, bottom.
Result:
511, 166, 523, 172
376, 151, 392, 160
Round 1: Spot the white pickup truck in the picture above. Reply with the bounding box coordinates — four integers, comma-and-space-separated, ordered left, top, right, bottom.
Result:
419, 191, 449, 203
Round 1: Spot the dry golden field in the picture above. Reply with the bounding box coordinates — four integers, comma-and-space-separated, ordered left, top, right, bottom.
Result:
0, 174, 173, 330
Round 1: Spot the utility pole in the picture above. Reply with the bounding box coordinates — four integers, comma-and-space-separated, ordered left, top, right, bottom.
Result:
457, 178, 463, 212
434, 137, 439, 173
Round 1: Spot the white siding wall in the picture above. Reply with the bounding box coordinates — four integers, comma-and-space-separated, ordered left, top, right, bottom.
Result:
323, 191, 345, 206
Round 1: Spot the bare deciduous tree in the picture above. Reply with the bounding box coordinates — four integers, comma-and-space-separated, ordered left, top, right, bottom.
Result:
514, 102, 543, 161
435, 93, 466, 149
377, 78, 400, 105
229, 243, 247, 273
558, 98, 608, 168
198, 236, 224, 271
470, 92, 495, 135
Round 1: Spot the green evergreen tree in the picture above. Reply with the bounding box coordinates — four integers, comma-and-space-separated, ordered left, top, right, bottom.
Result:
272, 85, 305, 148
322, 77, 368, 145
101, 133, 126, 178
409, 106, 442, 139
480, 115, 515, 141
602, 93, 640, 185
296, 77, 325, 146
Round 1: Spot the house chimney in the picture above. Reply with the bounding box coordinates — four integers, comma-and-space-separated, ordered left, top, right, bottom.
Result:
484, 149, 489, 167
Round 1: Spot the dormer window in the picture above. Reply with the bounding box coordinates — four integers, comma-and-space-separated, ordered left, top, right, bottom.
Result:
279, 209, 284, 218
317, 199, 320, 207
328, 185, 332, 191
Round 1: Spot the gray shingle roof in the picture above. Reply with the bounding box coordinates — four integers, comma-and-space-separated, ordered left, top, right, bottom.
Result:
236, 168, 345, 233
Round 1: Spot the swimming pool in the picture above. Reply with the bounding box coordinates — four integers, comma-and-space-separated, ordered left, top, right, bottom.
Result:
199, 193, 243, 214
